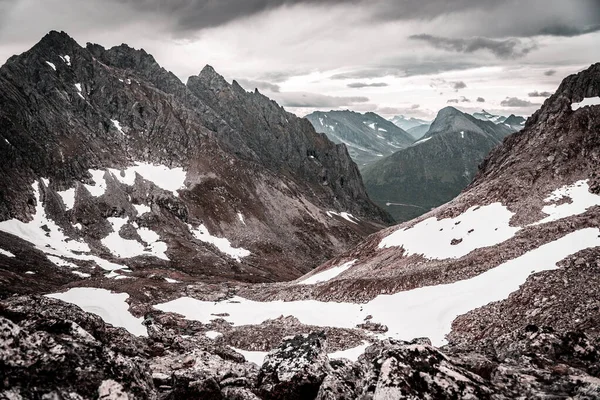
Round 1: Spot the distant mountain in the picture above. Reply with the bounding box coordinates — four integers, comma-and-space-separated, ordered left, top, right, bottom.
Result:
362, 106, 513, 222
305, 110, 414, 167
503, 114, 526, 130
472, 109, 507, 124
389, 115, 430, 131
406, 124, 430, 140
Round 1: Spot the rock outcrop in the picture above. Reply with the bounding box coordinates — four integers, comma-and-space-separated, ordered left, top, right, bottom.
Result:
3, 295, 599, 399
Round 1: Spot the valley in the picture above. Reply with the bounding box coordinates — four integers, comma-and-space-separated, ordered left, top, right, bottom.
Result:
1, 22, 600, 400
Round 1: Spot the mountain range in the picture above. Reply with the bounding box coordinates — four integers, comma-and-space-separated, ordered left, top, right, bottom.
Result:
362, 106, 513, 221
305, 110, 414, 167
0, 31, 391, 298
2, 31, 600, 400
389, 115, 431, 140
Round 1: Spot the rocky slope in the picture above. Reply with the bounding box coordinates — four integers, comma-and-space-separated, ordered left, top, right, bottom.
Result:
114, 63, 600, 385
0, 31, 392, 298
305, 110, 414, 167
362, 106, 513, 222
3, 295, 599, 399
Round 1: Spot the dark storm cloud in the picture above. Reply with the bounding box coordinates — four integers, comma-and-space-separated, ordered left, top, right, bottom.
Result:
528, 91, 553, 97
110, 0, 600, 40
477, 97, 485, 102
347, 82, 389, 88
118, 0, 355, 31
273, 91, 369, 107
409, 34, 538, 59
500, 97, 538, 107
538, 24, 600, 37
236, 78, 281, 92
330, 62, 476, 81
544, 69, 557, 76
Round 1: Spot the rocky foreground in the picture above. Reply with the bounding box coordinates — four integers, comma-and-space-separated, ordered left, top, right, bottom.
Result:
2, 295, 599, 399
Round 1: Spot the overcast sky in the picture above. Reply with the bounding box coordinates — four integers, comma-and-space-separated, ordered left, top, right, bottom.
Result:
1, 0, 599, 119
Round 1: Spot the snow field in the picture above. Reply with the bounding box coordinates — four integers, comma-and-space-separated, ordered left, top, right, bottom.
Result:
154, 228, 600, 346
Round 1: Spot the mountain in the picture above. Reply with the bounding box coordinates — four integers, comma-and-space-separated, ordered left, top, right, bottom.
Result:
389, 115, 431, 131
472, 109, 507, 124
503, 113, 526, 130
405, 123, 430, 140
361, 106, 513, 222
0, 31, 392, 298
305, 110, 414, 167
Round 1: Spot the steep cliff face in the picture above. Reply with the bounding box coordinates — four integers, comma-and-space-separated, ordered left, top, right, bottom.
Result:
0, 31, 391, 295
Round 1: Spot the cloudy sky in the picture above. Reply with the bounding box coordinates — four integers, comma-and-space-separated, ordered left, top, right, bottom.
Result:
1, 0, 599, 119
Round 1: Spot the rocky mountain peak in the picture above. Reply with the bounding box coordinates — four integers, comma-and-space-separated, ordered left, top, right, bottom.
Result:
194, 64, 230, 89
527, 62, 600, 128
34, 30, 79, 52
426, 106, 479, 137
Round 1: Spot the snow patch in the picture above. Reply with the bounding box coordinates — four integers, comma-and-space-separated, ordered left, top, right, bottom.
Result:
414, 137, 432, 145
111, 119, 125, 134
0, 248, 15, 258
0, 182, 103, 268
74, 83, 84, 99
460, 131, 465, 139
101, 217, 168, 260
188, 224, 250, 262
47, 288, 147, 336
59, 55, 71, 66
45, 61, 56, 71
533, 180, 600, 225
572, 97, 600, 110
155, 228, 600, 346
109, 162, 186, 196
164, 277, 180, 283
230, 346, 267, 366
47, 255, 80, 269
326, 211, 359, 224
329, 341, 370, 361
298, 259, 357, 285
379, 203, 520, 260
237, 212, 245, 225
84, 170, 107, 197
133, 204, 151, 215
205, 330, 222, 339
71, 270, 91, 278
57, 188, 75, 210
